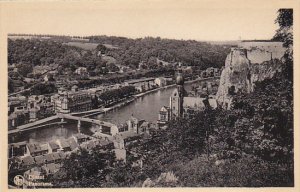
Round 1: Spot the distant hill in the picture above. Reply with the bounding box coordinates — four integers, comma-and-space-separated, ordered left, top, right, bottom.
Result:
8, 34, 232, 75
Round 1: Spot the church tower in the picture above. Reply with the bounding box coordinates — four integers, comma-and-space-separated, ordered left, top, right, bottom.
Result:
170, 68, 185, 119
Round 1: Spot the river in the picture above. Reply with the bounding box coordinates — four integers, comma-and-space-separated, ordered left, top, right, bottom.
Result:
95, 82, 196, 124
10, 79, 216, 144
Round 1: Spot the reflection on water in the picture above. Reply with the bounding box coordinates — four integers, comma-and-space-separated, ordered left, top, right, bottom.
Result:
10, 122, 93, 144
9, 80, 203, 144
96, 82, 196, 124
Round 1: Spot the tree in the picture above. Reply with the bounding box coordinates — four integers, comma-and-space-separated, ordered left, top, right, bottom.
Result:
273, 9, 293, 80
16, 63, 33, 77
52, 148, 115, 188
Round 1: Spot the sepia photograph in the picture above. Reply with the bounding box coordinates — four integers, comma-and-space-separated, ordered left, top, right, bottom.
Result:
1, 0, 299, 189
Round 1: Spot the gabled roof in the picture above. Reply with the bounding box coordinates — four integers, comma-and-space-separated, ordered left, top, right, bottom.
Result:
34, 155, 46, 165
59, 139, 70, 149
40, 143, 49, 151
160, 106, 169, 112
44, 154, 55, 162
27, 143, 48, 154
49, 141, 60, 150
21, 156, 35, 166
51, 152, 61, 161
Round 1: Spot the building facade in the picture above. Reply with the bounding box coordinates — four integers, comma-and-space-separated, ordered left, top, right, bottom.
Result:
169, 68, 218, 119
51, 87, 92, 114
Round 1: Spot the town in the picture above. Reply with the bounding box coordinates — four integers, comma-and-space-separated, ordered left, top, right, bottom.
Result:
8, 34, 225, 187
5, 6, 294, 188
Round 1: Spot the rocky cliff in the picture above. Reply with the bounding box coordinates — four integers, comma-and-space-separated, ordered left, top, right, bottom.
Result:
216, 47, 284, 109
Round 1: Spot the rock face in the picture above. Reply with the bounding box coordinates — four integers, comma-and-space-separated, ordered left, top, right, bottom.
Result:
216, 47, 284, 109
216, 48, 252, 109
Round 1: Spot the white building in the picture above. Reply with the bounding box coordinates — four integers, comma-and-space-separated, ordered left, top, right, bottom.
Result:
155, 77, 167, 87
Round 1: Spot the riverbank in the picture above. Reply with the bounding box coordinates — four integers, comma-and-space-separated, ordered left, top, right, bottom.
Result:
84, 76, 219, 117
8, 76, 220, 143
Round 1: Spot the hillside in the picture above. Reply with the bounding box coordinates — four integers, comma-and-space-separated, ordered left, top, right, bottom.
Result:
91, 36, 231, 69
50, 70, 293, 187
8, 36, 230, 70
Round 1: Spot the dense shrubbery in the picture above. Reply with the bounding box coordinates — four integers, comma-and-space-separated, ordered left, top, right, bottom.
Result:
50, 149, 115, 188
139, 71, 293, 187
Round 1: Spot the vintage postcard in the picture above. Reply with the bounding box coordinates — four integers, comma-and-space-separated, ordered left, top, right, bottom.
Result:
0, 0, 299, 191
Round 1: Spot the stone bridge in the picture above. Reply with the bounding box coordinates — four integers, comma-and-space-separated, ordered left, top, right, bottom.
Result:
8, 113, 116, 135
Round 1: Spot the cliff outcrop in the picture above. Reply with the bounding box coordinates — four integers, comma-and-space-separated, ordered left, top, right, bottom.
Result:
216, 46, 285, 109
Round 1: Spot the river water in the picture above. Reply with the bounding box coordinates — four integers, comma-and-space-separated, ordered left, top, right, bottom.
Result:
10, 79, 214, 144
95, 83, 195, 124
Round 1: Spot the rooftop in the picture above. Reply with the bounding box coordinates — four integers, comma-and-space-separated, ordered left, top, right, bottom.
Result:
27, 143, 48, 154
49, 141, 60, 150
21, 156, 35, 166
34, 155, 46, 165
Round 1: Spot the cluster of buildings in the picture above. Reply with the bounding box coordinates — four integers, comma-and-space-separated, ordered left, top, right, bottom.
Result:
51, 86, 93, 114
8, 60, 222, 129
51, 76, 174, 114
124, 76, 173, 93
8, 134, 90, 159
8, 74, 179, 130
9, 113, 155, 184
157, 68, 219, 127
124, 78, 157, 92
8, 65, 223, 187
200, 67, 222, 78
8, 95, 55, 129
111, 116, 151, 136
8, 133, 114, 181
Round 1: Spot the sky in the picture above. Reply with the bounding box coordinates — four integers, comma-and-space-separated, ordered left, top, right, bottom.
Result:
1, 0, 281, 41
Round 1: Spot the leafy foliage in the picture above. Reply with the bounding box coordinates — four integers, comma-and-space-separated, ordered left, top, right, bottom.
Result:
91, 36, 231, 69
51, 148, 115, 187
272, 9, 293, 80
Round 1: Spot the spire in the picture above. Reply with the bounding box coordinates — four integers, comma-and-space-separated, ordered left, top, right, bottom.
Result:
176, 66, 184, 86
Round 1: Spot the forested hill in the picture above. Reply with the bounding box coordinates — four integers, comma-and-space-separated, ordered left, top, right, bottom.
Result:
8, 36, 231, 71
89, 36, 231, 69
